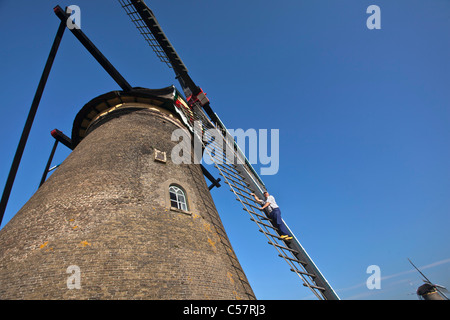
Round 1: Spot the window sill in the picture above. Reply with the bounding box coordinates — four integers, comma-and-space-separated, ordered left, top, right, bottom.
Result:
169, 206, 192, 216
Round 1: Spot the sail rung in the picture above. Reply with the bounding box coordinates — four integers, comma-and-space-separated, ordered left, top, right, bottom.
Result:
253, 219, 278, 230
241, 207, 270, 220
268, 241, 299, 254
290, 268, 316, 279
303, 283, 326, 291
278, 254, 307, 266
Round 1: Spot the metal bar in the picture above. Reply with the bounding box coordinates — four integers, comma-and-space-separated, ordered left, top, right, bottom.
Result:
0, 19, 66, 227
39, 140, 59, 187
208, 181, 220, 191
200, 164, 221, 190
53, 5, 132, 92
39, 128, 73, 188
51, 129, 73, 150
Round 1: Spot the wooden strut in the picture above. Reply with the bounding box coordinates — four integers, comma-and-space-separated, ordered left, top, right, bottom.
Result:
1, 5, 135, 227
0, 19, 66, 227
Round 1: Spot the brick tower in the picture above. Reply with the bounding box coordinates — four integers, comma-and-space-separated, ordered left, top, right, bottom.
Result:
0, 87, 255, 300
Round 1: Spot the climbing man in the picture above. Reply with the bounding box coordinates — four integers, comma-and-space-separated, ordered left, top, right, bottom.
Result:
250, 191, 293, 241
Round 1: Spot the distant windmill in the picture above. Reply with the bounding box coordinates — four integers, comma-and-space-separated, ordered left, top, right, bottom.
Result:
408, 259, 449, 300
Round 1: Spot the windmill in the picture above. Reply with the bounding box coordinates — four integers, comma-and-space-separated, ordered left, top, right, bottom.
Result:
408, 259, 449, 300
0, 1, 339, 300
117, 0, 339, 300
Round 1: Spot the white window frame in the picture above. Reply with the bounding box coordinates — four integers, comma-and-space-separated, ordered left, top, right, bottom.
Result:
169, 185, 188, 211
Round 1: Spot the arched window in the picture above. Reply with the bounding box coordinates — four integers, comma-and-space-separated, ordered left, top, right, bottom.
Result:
169, 185, 188, 211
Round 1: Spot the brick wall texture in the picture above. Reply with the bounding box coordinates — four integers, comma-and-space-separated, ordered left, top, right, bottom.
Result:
0, 94, 255, 300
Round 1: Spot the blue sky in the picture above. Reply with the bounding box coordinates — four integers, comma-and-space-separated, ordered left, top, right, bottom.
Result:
0, 0, 449, 300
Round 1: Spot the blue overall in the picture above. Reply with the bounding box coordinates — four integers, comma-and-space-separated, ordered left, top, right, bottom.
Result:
269, 207, 292, 238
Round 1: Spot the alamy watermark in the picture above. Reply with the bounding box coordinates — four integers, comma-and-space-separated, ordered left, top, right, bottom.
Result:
366, 5, 381, 30
366, 265, 381, 290
66, 5, 81, 30
171, 121, 279, 176
66, 265, 81, 289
